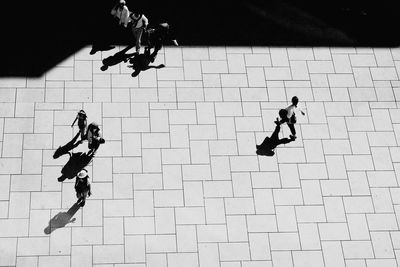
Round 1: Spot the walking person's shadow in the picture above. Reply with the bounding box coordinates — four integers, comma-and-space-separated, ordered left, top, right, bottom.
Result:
256, 121, 295, 156
100, 45, 137, 71
53, 132, 82, 159
57, 152, 94, 182
128, 47, 165, 77
44, 202, 80, 234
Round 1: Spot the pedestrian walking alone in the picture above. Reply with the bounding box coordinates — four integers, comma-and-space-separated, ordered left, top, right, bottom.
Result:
279, 96, 306, 140
74, 169, 92, 207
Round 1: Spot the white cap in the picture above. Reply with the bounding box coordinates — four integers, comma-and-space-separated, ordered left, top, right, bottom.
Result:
77, 169, 88, 179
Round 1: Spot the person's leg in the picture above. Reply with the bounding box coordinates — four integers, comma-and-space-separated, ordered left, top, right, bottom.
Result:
135, 28, 143, 52
288, 123, 296, 138
80, 191, 88, 207
131, 28, 139, 52
76, 192, 83, 204
79, 126, 85, 140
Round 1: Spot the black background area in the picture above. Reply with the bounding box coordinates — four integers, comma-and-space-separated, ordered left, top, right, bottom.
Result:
1, 0, 398, 77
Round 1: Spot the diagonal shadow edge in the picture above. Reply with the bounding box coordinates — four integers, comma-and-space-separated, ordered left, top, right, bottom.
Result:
1, 0, 399, 77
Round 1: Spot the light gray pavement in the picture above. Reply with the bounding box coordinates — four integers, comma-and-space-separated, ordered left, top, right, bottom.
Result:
1, 46, 400, 266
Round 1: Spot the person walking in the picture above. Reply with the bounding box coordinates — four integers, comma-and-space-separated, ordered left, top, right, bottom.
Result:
111, 0, 131, 28
278, 96, 306, 140
129, 12, 148, 53
84, 122, 105, 155
74, 169, 92, 207
146, 22, 178, 61
71, 110, 87, 140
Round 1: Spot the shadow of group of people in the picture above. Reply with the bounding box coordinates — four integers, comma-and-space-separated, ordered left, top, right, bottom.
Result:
100, 44, 165, 77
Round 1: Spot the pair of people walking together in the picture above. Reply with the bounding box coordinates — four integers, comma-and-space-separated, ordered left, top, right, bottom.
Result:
111, 0, 148, 52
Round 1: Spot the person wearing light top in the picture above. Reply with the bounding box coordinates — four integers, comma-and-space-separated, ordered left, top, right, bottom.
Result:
130, 12, 148, 53
278, 96, 306, 140
111, 0, 130, 27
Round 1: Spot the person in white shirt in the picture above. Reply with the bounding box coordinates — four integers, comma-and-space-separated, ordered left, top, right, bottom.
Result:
111, 0, 130, 27
130, 12, 148, 53
278, 96, 306, 140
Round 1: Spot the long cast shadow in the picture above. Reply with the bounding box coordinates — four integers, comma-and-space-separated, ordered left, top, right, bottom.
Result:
53, 132, 82, 159
256, 123, 295, 156
100, 45, 136, 71
44, 203, 80, 234
128, 47, 165, 77
58, 152, 94, 182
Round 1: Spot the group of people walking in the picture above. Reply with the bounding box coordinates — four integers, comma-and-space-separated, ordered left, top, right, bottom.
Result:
110, 0, 149, 53
256, 96, 305, 156
54, 110, 105, 207
91, 0, 178, 76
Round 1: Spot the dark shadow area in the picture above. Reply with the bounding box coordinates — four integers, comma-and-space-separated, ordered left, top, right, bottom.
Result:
44, 203, 80, 234
128, 47, 165, 77
256, 123, 295, 156
100, 45, 136, 71
0, 0, 398, 76
57, 152, 94, 182
53, 132, 82, 159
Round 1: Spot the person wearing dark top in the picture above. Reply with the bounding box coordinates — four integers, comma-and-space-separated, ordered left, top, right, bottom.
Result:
146, 22, 178, 62
83, 122, 105, 156
74, 169, 92, 207
71, 110, 87, 139
256, 117, 295, 156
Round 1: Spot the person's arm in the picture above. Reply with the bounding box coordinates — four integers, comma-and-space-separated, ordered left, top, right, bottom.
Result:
71, 116, 77, 127
142, 15, 148, 29
121, 7, 129, 27
299, 106, 306, 115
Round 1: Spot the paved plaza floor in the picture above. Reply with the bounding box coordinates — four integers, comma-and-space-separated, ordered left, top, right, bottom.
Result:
1, 46, 400, 267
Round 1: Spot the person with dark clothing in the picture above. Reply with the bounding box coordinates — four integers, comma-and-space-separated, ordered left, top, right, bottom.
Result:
100, 45, 137, 71
146, 22, 178, 62
88, 136, 105, 156
256, 119, 295, 156
74, 169, 92, 207
128, 47, 165, 77
83, 122, 105, 156
71, 110, 87, 140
